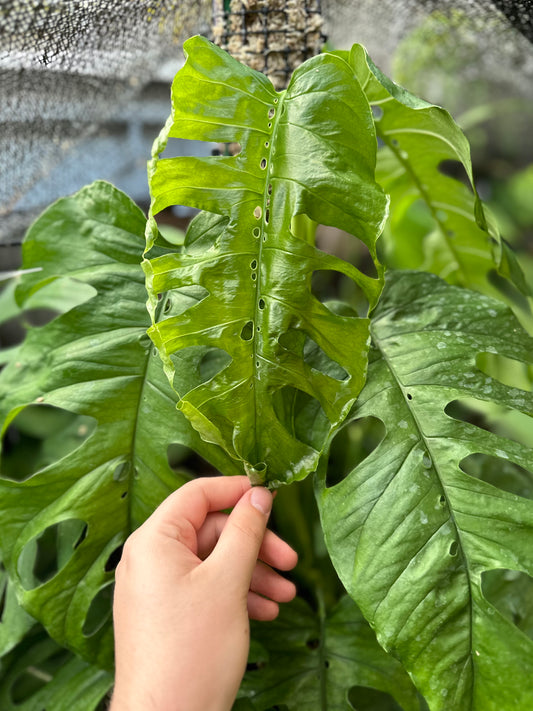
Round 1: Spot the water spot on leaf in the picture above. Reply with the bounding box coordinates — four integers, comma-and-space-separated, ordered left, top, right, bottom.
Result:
326, 417, 386, 488
460, 453, 533, 499
18, 519, 88, 590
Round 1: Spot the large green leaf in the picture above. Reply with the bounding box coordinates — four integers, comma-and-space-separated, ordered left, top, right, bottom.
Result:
0, 629, 112, 710
337, 45, 529, 304
317, 270, 533, 710
0, 181, 240, 669
144, 35, 388, 487
235, 595, 421, 711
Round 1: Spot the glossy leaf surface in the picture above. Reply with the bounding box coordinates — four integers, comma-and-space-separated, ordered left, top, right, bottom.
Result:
145, 36, 388, 486
317, 270, 533, 710
235, 595, 420, 711
0, 181, 239, 668
338, 46, 529, 303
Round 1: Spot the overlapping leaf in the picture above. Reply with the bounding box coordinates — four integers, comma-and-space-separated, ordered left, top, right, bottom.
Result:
317, 270, 533, 710
144, 35, 388, 487
0, 181, 240, 668
337, 45, 529, 303
0, 630, 112, 710
235, 595, 421, 711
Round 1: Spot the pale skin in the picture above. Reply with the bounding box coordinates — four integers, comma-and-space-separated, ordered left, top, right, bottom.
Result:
110, 476, 298, 711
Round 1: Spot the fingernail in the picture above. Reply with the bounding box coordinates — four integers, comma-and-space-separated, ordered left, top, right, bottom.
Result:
250, 487, 272, 515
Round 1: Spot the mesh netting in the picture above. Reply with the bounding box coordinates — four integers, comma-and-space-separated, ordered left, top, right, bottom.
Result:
1, 0, 532, 247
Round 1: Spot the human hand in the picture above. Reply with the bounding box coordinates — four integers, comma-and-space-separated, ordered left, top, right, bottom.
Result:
109, 476, 298, 711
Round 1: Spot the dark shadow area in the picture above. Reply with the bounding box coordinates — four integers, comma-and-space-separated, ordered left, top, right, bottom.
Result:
326, 416, 386, 488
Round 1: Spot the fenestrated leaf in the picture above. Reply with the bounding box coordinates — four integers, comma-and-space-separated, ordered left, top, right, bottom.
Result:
144, 35, 388, 487
0, 181, 240, 669
235, 595, 420, 711
0, 629, 112, 710
317, 270, 533, 710
338, 45, 530, 305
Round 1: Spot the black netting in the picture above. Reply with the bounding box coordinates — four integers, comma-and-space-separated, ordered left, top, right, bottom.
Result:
1, 0, 532, 248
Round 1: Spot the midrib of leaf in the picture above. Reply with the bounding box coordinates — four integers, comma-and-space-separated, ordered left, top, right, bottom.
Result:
371, 325, 476, 704
374, 123, 463, 276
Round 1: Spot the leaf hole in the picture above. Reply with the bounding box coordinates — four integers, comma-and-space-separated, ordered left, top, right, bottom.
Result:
476, 352, 532, 393
482, 569, 533, 642
449, 540, 458, 556
258, 298, 266, 310
260, 158, 267, 169
251, 272, 257, 281
264, 141, 269, 148
312, 269, 369, 318
278, 328, 348, 381
438, 159, 470, 187
407, 393, 413, 400
240, 321, 254, 341
163, 298, 172, 313
197, 347, 232, 384
250, 259, 258, 269
445, 397, 532, 448
268, 183, 272, 195
268, 107, 275, 119
438, 494, 446, 507
0, 405, 96, 482
265, 209, 270, 224
17, 519, 88, 590
371, 104, 383, 120
315, 224, 378, 280
306, 637, 320, 650
348, 686, 404, 711
272, 386, 329, 450
253, 206, 262, 219
253, 227, 261, 238
104, 544, 123, 573
268, 122, 272, 128
460, 453, 533, 499
83, 582, 114, 637
326, 417, 386, 488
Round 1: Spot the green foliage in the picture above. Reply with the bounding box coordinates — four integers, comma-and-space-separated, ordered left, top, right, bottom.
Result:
1, 35, 533, 711
317, 270, 533, 710
144, 35, 387, 487
0, 182, 239, 674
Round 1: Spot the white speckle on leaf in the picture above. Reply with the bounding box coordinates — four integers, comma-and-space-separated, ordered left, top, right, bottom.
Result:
399, 420, 408, 429
437, 342, 447, 349
475, 650, 480, 657
496, 449, 509, 459
488, 309, 497, 317
420, 512, 428, 524
422, 453, 432, 469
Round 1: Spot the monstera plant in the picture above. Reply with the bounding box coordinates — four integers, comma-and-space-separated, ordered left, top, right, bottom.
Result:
1, 35, 532, 711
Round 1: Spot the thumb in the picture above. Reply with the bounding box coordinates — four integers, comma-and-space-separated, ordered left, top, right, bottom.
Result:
209, 487, 273, 588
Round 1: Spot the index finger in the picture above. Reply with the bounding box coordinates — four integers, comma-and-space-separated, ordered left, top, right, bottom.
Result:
145, 475, 252, 538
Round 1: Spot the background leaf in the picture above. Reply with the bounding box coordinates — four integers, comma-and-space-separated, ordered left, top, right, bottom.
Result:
0, 181, 239, 669
317, 270, 533, 710
236, 595, 420, 711
144, 36, 388, 487
338, 45, 530, 310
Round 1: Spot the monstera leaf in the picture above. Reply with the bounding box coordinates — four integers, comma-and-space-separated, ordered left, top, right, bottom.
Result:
317, 270, 533, 710
0, 181, 240, 668
144, 36, 388, 487
0, 629, 112, 710
337, 45, 529, 303
235, 595, 421, 711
